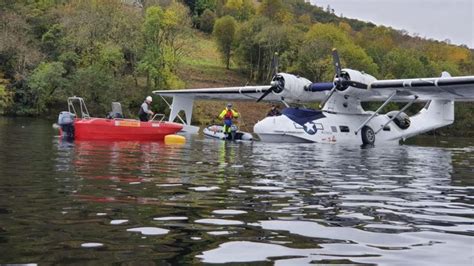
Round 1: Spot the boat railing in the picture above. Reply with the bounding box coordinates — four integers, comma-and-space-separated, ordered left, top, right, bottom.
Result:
151, 113, 166, 122
67, 96, 90, 119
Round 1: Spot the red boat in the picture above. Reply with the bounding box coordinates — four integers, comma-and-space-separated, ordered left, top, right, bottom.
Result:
58, 97, 183, 141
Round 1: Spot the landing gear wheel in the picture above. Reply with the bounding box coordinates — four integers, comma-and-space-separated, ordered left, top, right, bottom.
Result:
361, 126, 375, 145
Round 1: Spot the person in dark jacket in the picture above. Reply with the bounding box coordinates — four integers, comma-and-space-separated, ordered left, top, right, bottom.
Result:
138, 96, 154, 122
267, 104, 281, 117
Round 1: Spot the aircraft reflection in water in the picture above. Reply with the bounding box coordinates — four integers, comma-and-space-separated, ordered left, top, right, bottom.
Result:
249, 142, 454, 182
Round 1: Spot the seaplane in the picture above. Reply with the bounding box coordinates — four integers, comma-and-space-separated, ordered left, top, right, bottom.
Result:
154, 49, 474, 145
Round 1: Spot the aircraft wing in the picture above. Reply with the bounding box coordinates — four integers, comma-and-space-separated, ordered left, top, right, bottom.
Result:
368, 76, 474, 102
153, 85, 284, 101
153, 76, 474, 103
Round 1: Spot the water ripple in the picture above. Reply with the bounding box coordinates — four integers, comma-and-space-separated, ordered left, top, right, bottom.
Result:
0, 119, 473, 264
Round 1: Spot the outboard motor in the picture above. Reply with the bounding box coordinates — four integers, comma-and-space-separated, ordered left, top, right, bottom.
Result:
229, 125, 237, 141
58, 111, 75, 139
387, 111, 411, 129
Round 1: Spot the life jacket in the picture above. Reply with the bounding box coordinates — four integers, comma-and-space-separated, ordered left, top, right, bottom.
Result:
138, 102, 149, 116
224, 109, 234, 119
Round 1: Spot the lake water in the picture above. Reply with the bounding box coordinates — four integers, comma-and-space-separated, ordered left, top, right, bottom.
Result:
0, 117, 473, 265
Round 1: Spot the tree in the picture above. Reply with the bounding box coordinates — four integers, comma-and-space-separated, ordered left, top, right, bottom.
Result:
0, 72, 11, 114
234, 17, 302, 81
223, 0, 255, 21
213, 16, 237, 69
354, 26, 396, 67
199, 9, 216, 33
381, 49, 428, 78
41, 23, 64, 59
0, 84, 12, 114
139, 6, 165, 88
69, 64, 122, 114
234, 17, 266, 79
97, 43, 125, 77
28, 62, 67, 113
60, 0, 142, 72
258, 0, 292, 23
0, 11, 42, 78
254, 24, 299, 80
195, 0, 216, 15
294, 38, 333, 82
138, 3, 190, 89
58, 51, 80, 75
295, 23, 377, 82
161, 1, 193, 67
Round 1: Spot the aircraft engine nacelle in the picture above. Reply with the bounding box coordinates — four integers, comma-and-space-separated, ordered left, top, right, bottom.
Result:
334, 68, 377, 98
338, 68, 377, 90
271, 73, 312, 101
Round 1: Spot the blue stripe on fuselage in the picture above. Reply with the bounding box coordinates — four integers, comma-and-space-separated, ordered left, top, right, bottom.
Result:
282, 108, 325, 126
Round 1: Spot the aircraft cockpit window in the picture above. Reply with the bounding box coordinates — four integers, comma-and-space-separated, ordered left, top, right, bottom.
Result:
331, 126, 337, 132
339, 126, 350, 132
316, 123, 324, 130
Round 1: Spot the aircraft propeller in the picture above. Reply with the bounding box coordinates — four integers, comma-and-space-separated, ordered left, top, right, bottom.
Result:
257, 52, 282, 102
318, 49, 367, 108
257, 74, 284, 102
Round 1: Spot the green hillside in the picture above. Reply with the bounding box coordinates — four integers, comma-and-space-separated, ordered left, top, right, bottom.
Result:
178, 32, 269, 132
0, 0, 472, 135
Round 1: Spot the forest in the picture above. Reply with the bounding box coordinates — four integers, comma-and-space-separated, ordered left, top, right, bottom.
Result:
0, 0, 473, 135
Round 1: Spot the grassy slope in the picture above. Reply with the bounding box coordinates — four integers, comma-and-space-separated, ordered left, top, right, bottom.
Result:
177, 32, 271, 132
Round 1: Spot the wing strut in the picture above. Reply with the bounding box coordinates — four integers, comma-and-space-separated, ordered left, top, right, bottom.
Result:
159, 95, 187, 125
354, 91, 397, 135
374, 95, 419, 134
162, 95, 200, 133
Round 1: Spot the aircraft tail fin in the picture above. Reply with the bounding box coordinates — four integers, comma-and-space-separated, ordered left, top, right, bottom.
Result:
402, 100, 454, 140
441, 71, 452, 78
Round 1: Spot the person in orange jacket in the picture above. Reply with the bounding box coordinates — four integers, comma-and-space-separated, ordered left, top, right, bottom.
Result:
218, 103, 239, 135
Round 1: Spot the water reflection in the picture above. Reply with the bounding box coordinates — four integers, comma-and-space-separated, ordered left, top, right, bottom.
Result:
0, 118, 473, 264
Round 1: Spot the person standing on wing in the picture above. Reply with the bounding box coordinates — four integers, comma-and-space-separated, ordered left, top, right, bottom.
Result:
138, 96, 154, 122
218, 103, 239, 137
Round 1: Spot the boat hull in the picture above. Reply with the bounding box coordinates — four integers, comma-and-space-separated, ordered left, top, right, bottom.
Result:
203, 125, 253, 141
71, 118, 183, 141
